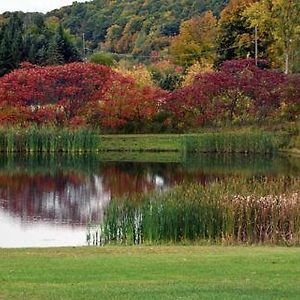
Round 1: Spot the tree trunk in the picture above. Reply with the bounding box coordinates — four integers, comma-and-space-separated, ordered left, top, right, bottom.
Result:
285, 52, 289, 75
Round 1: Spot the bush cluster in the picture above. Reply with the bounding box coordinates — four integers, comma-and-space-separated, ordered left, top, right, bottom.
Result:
0, 59, 298, 133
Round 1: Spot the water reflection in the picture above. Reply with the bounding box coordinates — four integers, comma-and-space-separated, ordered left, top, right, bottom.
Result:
0, 153, 299, 247
0, 172, 110, 225
0, 210, 87, 248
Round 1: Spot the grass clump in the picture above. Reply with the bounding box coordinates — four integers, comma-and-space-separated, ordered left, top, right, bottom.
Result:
184, 131, 277, 153
0, 127, 100, 153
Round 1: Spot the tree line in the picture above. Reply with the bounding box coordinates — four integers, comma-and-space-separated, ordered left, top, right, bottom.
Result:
0, 0, 299, 78
0, 12, 80, 76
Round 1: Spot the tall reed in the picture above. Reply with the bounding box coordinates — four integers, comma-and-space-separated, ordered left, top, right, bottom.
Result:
0, 127, 100, 153
0, 128, 288, 153
184, 131, 278, 153
93, 177, 300, 246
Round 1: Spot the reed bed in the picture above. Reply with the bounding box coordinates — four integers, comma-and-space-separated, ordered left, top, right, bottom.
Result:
0, 128, 288, 153
184, 131, 278, 153
0, 127, 100, 153
92, 177, 300, 246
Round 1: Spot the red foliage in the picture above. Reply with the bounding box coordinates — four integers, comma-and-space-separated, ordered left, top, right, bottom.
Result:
98, 76, 167, 129
0, 105, 30, 125
0, 63, 114, 125
0, 62, 166, 130
28, 106, 65, 126
283, 74, 300, 104
19, 61, 39, 70
0, 59, 297, 131
165, 59, 298, 129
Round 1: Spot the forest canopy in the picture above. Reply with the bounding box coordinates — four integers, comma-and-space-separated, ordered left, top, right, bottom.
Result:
0, 0, 299, 76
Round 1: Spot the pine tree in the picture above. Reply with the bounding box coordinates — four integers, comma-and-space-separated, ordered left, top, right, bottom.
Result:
46, 37, 64, 65
46, 24, 81, 65
23, 14, 51, 65
0, 13, 24, 76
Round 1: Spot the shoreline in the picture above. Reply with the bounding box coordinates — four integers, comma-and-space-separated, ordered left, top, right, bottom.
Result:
1, 129, 298, 154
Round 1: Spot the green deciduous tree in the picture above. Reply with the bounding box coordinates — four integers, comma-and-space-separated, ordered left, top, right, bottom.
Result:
89, 52, 116, 66
216, 0, 258, 64
244, 0, 300, 73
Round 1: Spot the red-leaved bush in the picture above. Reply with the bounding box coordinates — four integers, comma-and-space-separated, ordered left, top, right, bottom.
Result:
0, 60, 298, 132
0, 63, 113, 123
165, 59, 299, 130
98, 78, 167, 129
0, 62, 166, 131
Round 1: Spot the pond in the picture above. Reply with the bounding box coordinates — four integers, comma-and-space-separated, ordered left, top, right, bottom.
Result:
0, 153, 299, 248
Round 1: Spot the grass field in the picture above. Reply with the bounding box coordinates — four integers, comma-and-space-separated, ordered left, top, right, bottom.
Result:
0, 246, 300, 300
100, 134, 183, 152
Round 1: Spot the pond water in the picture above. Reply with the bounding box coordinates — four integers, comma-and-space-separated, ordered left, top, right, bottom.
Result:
0, 153, 299, 248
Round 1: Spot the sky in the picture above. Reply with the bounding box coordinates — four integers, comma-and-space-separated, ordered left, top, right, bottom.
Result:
0, 0, 91, 14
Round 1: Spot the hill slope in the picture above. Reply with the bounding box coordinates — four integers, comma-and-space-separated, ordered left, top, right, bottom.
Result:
0, 0, 228, 75
48, 0, 228, 56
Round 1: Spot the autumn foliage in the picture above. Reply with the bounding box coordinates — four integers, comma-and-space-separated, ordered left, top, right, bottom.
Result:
0, 63, 111, 124
0, 59, 298, 133
87, 76, 167, 130
0, 62, 166, 131
165, 59, 300, 130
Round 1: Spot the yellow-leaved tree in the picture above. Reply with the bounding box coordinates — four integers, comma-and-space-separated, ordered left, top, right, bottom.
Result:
170, 11, 218, 68
181, 62, 214, 87
244, 0, 300, 73
114, 61, 154, 88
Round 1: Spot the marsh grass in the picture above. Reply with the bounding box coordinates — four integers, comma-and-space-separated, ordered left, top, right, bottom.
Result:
0, 127, 99, 153
184, 131, 278, 153
93, 177, 300, 246
100, 131, 282, 153
0, 128, 287, 153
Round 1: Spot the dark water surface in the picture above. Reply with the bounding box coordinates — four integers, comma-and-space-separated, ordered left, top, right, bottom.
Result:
0, 153, 299, 248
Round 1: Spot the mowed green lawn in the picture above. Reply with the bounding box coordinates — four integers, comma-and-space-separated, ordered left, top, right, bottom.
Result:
0, 246, 299, 300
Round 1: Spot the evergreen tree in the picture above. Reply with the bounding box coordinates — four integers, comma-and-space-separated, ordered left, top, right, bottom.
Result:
46, 37, 64, 65
46, 24, 81, 65
0, 13, 24, 76
23, 14, 50, 65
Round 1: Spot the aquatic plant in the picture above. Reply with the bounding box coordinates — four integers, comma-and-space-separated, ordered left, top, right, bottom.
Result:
184, 131, 278, 153
93, 177, 300, 246
0, 127, 99, 153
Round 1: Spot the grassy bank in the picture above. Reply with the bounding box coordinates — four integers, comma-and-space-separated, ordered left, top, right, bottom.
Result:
100, 134, 183, 152
0, 127, 294, 153
100, 131, 284, 153
281, 135, 300, 156
0, 246, 299, 300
